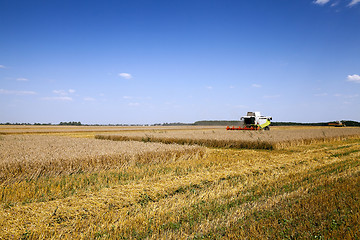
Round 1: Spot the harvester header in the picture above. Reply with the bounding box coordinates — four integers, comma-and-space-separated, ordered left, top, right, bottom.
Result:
227, 112, 272, 131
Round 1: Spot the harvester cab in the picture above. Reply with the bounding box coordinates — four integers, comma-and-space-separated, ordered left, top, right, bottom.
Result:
227, 112, 272, 131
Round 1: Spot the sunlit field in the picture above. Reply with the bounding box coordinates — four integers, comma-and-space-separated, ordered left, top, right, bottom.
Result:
96, 126, 360, 149
1, 125, 360, 239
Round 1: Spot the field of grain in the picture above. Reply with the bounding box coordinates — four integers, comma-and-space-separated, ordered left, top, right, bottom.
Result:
0, 135, 204, 183
1, 125, 360, 239
0, 125, 220, 135
96, 127, 360, 149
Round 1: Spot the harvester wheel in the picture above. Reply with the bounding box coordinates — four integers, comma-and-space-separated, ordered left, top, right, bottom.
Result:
264, 126, 270, 131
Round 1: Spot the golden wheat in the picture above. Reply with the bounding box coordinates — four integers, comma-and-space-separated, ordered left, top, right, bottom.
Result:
0, 137, 359, 239
0, 135, 205, 183
96, 127, 360, 149
0, 125, 221, 135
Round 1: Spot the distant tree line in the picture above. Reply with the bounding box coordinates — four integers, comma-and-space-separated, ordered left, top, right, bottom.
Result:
193, 120, 242, 126
0, 122, 52, 125
338, 120, 360, 127
153, 122, 193, 126
271, 120, 360, 127
59, 121, 82, 126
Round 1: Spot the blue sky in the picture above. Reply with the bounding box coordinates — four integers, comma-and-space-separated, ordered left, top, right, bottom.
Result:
1, 0, 359, 124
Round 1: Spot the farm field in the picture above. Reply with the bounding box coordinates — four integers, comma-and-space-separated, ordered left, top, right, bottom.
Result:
0, 125, 221, 135
96, 126, 360, 150
1, 125, 360, 239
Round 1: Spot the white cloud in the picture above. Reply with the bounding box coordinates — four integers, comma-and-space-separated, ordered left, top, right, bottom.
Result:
347, 74, 360, 83
334, 93, 359, 98
53, 90, 67, 95
0, 89, 36, 95
206, 86, 213, 90
53, 89, 76, 95
314, 93, 328, 97
344, 94, 359, 98
128, 102, 140, 106
348, 0, 360, 7
0, 65, 6, 69
16, 78, 28, 81
119, 73, 133, 79
123, 96, 133, 99
42, 96, 73, 101
252, 84, 262, 88
84, 97, 96, 101
313, 0, 330, 5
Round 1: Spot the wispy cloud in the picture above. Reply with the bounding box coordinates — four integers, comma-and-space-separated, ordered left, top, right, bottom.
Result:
0, 89, 36, 95
314, 0, 360, 7
334, 93, 359, 98
128, 102, 140, 106
345, 94, 359, 98
348, 0, 360, 7
44, 89, 75, 101
53, 90, 67, 95
42, 96, 73, 101
53, 89, 76, 95
314, 93, 328, 97
119, 73, 133, 79
330, 1, 339, 7
313, 0, 330, 5
84, 97, 95, 101
206, 86, 213, 90
0, 65, 6, 69
123, 96, 133, 99
16, 78, 28, 82
347, 74, 360, 83
252, 84, 262, 88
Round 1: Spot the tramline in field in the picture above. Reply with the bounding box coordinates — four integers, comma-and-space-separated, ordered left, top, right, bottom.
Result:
227, 112, 272, 131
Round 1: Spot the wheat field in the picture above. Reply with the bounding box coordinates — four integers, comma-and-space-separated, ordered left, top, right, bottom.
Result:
0, 125, 360, 239
0, 135, 204, 184
96, 127, 360, 149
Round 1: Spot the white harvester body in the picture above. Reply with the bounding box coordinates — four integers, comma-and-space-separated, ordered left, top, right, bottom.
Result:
227, 111, 272, 130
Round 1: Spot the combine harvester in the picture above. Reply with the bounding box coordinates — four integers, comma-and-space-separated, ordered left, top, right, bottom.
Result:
227, 112, 272, 131
328, 121, 346, 127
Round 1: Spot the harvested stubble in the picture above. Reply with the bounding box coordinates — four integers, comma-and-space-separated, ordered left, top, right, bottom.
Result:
96, 127, 360, 149
1, 137, 359, 239
0, 135, 205, 184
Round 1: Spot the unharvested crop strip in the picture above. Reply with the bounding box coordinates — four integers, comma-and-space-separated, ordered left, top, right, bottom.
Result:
95, 132, 360, 150
95, 134, 276, 150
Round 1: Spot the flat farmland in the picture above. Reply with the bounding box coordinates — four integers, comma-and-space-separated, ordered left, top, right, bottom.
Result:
96, 126, 360, 149
0, 135, 204, 183
0, 125, 220, 135
1, 125, 360, 239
